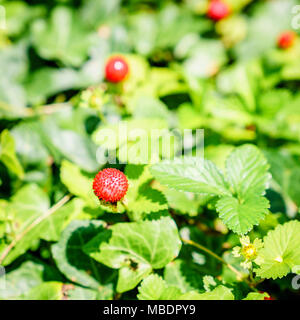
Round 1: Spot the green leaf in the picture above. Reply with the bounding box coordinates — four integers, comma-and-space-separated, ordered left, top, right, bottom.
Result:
26, 68, 87, 105
41, 116, 99, 173
137, 274, 182, 300
243, 292, 269, 300
163, 189, 203, 217
163, 259, 204, 292
215, 144, 271, 234
0, 43, 28, 116
84, 217, 181, 293
21, 282, 63, 300
178, 103, 205, 130
125, 165, 168, 221
64, 286, 98, 300
11, 122, 49, 166
183, 39, 227, 79
60, 160, 98, 207
152, 145, 271, 235
137, 274, 231, 300
150, 157, 230, 196
225, 144, 271, 198
3, 2, 44, 37
258, 89, 292, 118
0, 185, 75, 266
0, 184, 50, 265
205, 144, 235, 171
255, 220, 300, 279
263, 149, 300, 214
234, 0, 294, 60
0, 260, 62, 299
216, 195, 270, 235
39, 198, 88, 242
179, 285, 234, 300
132, 96, 170, 121
79, 0, 121, 28
217, 63, 258, 111
52, 220, 116, 295
0, 129, 24, 178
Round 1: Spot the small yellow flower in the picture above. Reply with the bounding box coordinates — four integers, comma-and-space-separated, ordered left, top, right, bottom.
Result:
242, 244, 257, 260
232, 236, 264, 270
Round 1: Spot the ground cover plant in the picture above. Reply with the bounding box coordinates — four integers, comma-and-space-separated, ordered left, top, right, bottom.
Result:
0, 0, 300, 300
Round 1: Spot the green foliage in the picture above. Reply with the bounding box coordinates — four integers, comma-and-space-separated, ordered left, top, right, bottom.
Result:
137, 274, 234, 300
150, 157, 230, 196
137, 274, 182, 300
151, 145, 271, 234
52, 220, 115, 297
243, 292, 269, 300
31, 7, 96, 67
0, 130, 24, 179
180, 286, 234, 300
84, 217, 181, 292
255, 221, 300, 279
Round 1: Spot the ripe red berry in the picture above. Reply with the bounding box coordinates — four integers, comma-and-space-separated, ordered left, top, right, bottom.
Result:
105, 56, 129, 83
93, 168, 128, 203
277, 31, 296, 49
207, 0, 230, 21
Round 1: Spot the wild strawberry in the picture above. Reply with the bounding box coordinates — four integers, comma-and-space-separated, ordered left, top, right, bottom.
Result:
207, 0, 230, 21
277, 31, 296, 49
105, 56, 129, 83
93, 168, 128, 203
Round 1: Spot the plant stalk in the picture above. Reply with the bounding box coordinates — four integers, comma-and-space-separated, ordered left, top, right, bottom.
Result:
181, 238, 245, 282
0, 194, 71, 265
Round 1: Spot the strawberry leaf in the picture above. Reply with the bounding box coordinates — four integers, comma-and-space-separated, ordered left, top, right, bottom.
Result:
180, 285, 234, 300
216, 195, 270, 235
84, 217, 181, 293
255, 220, 300, 279
137, 274, 182, 300
150, 157, 230, 196
225, 144, 271, 198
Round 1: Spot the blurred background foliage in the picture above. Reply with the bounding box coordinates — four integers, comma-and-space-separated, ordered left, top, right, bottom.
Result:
0, 0, 300, 300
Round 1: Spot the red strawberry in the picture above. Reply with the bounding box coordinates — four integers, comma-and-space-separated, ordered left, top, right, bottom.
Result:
105, 56, 129, 83
207, 0, 230, 21
277, 31, 296, 49
93, 168, 128, 203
